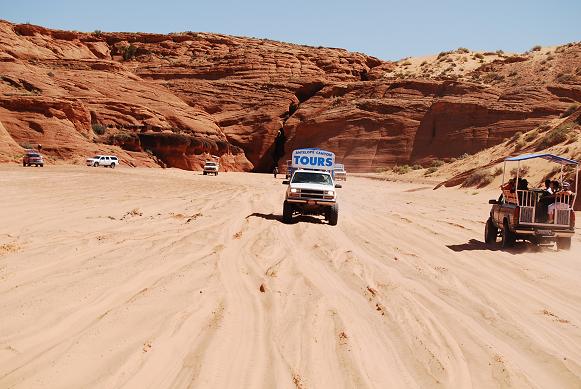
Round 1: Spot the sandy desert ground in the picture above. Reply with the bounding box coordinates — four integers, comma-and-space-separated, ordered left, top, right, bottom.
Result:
1, 166, 581, 389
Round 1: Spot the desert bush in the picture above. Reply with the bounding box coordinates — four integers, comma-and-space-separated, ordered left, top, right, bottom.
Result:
401, 60, 412, 66
420, 61, 428, 66
538, 123, 552, 132
538, 125, 572, 148
411, 164, 423, 170
47, 71, 55, 77
458, 152, 470, 160
122, 44, 137, 61
92, 123, 106, 135
560, 104, 579, 118
424, 166, 438, 175
474, 53, 484, 59
492, 166, 504, 176
496, 50, 504, 55
463, 170, 493, 188
437, 51, 451, 59
431, 159, 445, 167
515, 138, 526, 150
392, 165, 412, 174
375, 167, 389, 173
20, 142, 33, 149
509, 165, 530, 177
457, 47, 469, 54
531, 45, 542, 51
93, 30, 102, 36
511, 131, 523, 141
524, 129, 538, 142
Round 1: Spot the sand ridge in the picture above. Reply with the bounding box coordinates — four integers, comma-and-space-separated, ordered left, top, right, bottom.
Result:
0, 166, 580, 388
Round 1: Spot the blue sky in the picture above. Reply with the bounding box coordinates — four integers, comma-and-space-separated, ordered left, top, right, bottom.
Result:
1, 0, 580, 60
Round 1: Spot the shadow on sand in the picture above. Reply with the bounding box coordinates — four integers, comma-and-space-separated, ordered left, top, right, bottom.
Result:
446, 239, 546, 254
246, 213, 325, 225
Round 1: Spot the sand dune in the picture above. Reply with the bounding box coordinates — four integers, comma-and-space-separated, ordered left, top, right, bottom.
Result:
1, 166, 580, 388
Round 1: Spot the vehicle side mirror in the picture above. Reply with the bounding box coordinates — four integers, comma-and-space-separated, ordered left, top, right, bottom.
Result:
489, 199, 498, 204
335, 184, 342, 188
282, 180, 289, 185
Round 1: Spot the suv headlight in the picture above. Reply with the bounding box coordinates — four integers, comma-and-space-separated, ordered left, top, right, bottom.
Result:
325, 190, 335, 196
290, 188, 298, 193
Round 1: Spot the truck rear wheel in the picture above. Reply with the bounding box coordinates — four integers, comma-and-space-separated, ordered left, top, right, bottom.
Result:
327, 203, 339, 226
556, 237, 572, 250
282, 201, 293, 224
203, 171, 207, 175
484, 217, 498, 244
501, 219, 515, 249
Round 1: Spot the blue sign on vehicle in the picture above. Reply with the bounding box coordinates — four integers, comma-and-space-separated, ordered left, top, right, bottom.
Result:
291, 148, 335, 169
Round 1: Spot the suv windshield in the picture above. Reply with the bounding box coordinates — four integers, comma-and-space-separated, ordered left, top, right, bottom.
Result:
27, 153, 40, 157
292, 171, 333, 185
205, 162, 216, 166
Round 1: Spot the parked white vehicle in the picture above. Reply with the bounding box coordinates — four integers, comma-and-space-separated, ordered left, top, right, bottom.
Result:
282, 148, 341, 225
86, 155, 119, 168
334, 163, 347, 181
203, 160, 219, 175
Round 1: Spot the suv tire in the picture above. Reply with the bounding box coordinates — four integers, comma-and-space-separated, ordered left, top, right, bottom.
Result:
282, 201, 293, 224
93, 162, 99, 167
110, 163, 115, 169
485, 217, 498, 244
501, 219, 515, 249
556, 237, 572, 250
327, 203, 339, 226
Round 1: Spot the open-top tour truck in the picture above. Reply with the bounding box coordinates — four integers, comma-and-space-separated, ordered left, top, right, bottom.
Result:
486, 153, 578, 250
282, 148, 342, 225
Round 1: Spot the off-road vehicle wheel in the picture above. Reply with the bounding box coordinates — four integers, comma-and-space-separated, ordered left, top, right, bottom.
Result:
501, 219, 515, 249
485, 217, 498, 244
556, 237, 572, 250
203, 171, 207, 175
327, 203, 339, 226
93, 162, 99, 167
110, 163, 115, 169
23, 161, 26, 167
282, 201, 293, 224
215, 172, 218, 176
39, 164, 43, 167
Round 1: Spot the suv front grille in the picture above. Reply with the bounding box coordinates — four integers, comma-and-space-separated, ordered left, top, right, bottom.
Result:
296, 189, 330, 200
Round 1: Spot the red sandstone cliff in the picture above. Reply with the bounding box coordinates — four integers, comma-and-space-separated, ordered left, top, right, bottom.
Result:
0, 20, 580, 171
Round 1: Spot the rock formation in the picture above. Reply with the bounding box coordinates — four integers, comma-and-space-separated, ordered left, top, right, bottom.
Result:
1, 20, 580, 171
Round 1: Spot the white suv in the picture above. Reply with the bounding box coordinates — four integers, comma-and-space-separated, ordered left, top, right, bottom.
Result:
282, 169, 341, 225
86, 155, 119, 168
203, 161, 219, 175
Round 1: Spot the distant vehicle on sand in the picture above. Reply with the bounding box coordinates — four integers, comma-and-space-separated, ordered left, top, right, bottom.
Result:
203, 160, 219, 175
23, 150, 44, 167
334, 163, 347, 181
86, 155, 118, 168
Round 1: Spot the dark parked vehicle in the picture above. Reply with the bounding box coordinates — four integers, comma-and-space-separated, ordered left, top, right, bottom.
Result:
23, 150, 44, 167
485, 154, 577, 250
